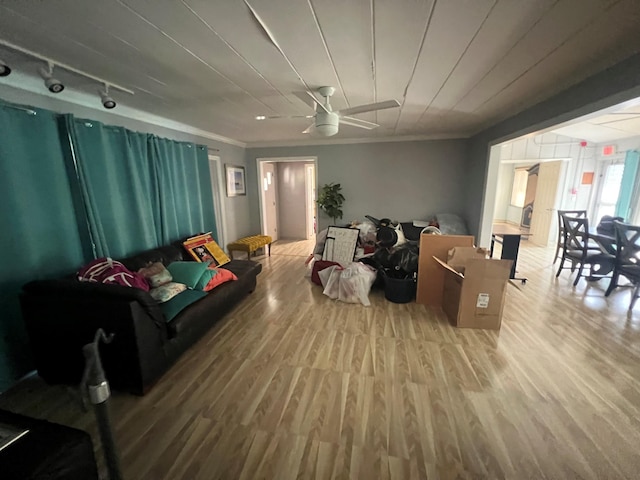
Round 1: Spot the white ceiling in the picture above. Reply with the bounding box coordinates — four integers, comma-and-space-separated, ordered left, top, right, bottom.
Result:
0, 0, 639, 146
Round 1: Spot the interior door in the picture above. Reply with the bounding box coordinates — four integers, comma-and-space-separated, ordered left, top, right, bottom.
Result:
305, 164, 316, 238
529, 161, 562, 246
262, 163, 278, 241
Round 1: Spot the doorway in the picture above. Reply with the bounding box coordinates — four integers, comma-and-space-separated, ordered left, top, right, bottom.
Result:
257, 157, 318, 242
492, 154, 567, 247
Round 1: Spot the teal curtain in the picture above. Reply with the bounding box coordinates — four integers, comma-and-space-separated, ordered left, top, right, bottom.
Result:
150, 137, 217, 243
65, 117, 160, 258
615, 150, 639, 220
0, 103, 85, 390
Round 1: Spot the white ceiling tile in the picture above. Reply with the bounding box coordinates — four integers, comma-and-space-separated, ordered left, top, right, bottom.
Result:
427, 0, 556, 111
0, 0, 638, 144
455, 0, 612, 114
394, 0, 496, 132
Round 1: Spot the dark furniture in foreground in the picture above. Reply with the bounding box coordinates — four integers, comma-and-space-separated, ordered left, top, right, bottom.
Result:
0, 409, 99, 480
554, 210, 589, 264
20, 240, 262, 395
490, 223, 529, 284
556, 214, 614, 286
605, 220, 640, 309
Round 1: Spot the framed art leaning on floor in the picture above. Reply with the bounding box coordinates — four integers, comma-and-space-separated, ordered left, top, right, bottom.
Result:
225, 164, 246, 197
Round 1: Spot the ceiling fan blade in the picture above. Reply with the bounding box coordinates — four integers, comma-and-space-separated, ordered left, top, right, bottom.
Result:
338, 99, 400, 117
302, 123, 315, 134
340, 116, 380, 130
292, 91, 316, 109
293, 90, 330, 114
263, 114, 313, 120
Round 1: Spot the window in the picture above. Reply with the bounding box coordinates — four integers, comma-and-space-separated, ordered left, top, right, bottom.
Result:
593, 160, 624, 222
511, 167, 528, 207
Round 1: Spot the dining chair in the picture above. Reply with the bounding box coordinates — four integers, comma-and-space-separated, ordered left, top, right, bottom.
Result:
554, 210, 589, 264
556, 214, 615, 286
605, 220, 640, 310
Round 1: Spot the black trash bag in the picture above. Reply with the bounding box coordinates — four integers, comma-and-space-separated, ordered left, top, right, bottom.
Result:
372, 248, 393, 269
389, 244, 419, 274
596, 215, 624, 236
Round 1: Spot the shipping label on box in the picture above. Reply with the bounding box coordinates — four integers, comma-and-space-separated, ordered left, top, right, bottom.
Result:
476, 293, 490, 308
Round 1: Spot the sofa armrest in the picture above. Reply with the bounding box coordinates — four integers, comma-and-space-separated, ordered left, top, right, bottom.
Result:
20, 280, 170, 395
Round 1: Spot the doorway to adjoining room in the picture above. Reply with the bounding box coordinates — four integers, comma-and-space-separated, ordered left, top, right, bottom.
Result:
257, 157, 317, 256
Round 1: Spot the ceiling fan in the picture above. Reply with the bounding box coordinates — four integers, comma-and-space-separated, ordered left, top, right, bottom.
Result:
261, 86, 400, 137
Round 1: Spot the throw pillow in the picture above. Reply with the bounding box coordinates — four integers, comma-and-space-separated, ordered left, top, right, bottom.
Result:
166, 261, 210, 289
159, 289, 208, 322
77, 257, 150, 291
194, 268, 218, 291
138, 262, 172, 288
203, 267, 238, 292
149, 282, 187, 303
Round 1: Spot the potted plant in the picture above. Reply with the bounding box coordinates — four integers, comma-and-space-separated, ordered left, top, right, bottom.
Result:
317, 182, 345, 224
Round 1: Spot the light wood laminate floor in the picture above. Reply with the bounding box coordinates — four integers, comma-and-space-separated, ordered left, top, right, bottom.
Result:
2, 238, 640, 479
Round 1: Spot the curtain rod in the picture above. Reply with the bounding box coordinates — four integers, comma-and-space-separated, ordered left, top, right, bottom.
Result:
2, 104, 37, 115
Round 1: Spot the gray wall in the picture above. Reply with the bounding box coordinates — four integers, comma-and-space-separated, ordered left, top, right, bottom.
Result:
465, 52, 640, 243
0, 84, 252, 244
247, 139, 469, 233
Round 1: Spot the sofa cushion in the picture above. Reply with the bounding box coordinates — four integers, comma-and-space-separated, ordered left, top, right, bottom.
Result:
202, 268, 237, 291
149, 282, 187, 303
166, 261, 210, 289
160, 289, 207, 322
138, 262, 172, 288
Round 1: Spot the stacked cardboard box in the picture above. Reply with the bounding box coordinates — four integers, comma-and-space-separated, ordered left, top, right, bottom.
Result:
416, 235, 512, 330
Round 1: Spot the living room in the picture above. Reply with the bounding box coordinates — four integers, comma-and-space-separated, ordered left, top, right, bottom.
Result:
1, 1, 640, 478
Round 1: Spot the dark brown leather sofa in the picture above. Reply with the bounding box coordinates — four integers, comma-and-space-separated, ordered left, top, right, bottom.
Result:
19, 239, 262, 395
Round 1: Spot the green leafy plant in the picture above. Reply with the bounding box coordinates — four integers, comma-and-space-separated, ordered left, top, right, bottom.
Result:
317, 182, 345, 224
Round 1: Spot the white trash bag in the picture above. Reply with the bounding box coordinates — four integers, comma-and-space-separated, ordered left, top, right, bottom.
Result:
319, 263, 377, 306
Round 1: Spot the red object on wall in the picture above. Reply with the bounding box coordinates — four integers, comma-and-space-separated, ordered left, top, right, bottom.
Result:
602, 145, 615, 156
580, 141, 588, 147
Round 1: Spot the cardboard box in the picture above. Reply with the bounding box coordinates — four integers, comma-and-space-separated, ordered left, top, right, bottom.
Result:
446, 246, 490, 272
434, 255, 512, 330
416, 234, 475, 306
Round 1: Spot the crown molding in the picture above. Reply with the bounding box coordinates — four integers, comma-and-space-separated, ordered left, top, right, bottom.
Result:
246, 133, 468, 149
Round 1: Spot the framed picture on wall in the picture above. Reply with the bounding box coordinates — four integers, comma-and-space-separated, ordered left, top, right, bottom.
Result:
225, 164, 246, 197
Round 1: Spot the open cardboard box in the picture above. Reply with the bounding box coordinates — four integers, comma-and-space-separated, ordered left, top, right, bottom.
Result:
434, 248, 512, 330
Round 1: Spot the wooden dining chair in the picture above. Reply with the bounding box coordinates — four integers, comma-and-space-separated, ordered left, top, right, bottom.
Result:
605, 220, 640, 310
554, 210, 589, 264
556, 214, 615, 286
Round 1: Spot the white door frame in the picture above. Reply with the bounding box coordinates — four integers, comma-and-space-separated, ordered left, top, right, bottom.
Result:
208, 154, 228, 249
305, 164, 316, 238
256, 156, 318, 237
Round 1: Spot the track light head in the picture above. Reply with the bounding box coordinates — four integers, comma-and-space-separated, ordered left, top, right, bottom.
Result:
100, 85, 116, 109
45, 77, 64, 93
0, 59, 11, 77
39, 63, 64, 93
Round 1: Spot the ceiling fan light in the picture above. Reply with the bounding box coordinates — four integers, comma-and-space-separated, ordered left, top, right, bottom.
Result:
315, 112, 339, 137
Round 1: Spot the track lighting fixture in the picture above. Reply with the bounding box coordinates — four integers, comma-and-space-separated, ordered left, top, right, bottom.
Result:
100, 84, 116, 109
0, 59, 11, 77
39, 62, 64, 93
0, 39, 134, 103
